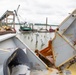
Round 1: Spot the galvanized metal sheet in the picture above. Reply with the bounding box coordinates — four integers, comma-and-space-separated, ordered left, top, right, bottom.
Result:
52, 32, 76, 67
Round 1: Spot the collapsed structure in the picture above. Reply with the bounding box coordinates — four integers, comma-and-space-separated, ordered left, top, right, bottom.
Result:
36, 9, 76, 73
0, 10, 16, 35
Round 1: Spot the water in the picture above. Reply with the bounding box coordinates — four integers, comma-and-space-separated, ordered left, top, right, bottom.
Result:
16, 25, 56, 51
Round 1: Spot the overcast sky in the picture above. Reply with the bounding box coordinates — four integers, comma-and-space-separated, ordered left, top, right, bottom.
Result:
0, 0, 76, 24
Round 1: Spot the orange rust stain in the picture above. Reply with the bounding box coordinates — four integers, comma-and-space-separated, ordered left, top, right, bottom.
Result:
40, 40, 52, 57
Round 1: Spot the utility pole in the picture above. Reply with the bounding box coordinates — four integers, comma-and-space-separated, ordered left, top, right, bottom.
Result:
46, 17, 48, 30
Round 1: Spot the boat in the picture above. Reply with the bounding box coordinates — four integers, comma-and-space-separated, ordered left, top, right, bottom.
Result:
37, 27, 55, 33
37, 29, 49, 33
19, 26, 32, 33
0, 34, 59, 75
37, 17, 55, 33
35, 9, 76, 75
20, 26, 32, 31
19, 23, 38, 33
19, 25, 37, 33
49, 26, 55, 32
37, 26, 55, 33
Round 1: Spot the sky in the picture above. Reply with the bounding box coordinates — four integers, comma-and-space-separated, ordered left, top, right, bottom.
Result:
0, 0, 76, 25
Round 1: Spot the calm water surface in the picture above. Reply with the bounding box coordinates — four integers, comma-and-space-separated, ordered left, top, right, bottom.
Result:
16, 25, 56, 51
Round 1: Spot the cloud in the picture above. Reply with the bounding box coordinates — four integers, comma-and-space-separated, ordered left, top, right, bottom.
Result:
0, 0, 76, 24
